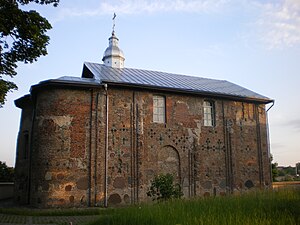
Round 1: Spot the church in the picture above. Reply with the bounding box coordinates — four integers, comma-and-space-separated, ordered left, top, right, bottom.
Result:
14, 24, 274, 207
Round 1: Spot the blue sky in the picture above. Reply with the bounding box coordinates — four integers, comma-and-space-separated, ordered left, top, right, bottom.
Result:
1, 0, 300, 167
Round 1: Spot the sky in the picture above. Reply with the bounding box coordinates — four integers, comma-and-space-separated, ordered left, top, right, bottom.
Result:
0, 0, 300, 167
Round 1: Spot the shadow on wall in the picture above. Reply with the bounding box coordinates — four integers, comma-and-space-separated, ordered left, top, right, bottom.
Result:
0, 183, 14, 200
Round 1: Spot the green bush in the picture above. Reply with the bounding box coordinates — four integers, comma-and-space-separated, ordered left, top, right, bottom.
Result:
147, 173, 183, 201
0, 161, 14, 182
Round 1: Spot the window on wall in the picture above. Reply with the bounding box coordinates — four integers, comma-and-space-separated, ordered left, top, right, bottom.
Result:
153, 95, 165, 123
203, 100, 215, 127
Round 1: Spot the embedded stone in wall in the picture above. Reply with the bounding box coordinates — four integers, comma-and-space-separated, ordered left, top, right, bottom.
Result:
74, 158, 86, 169
76, 177, 88, 190
57, 173, 65, 180
245, 180, 254, 189
145, 169, 154, 176
45, 172, 52, 181
124, 194, 130, 204
69, 196, 74, 203
204, 192, 210, 197
183, 177, 189, 187
113, 177, 126, 189
219, 180, 226, 189
202, 181, 212, 189
51, 116, 72, 128
108, 193, 122, 205
65, 185, 72, 191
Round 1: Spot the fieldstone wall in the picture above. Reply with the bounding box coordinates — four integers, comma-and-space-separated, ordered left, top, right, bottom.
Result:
15, 85, 272, 208
29, 88, 97, 207
14, 96, 33, 205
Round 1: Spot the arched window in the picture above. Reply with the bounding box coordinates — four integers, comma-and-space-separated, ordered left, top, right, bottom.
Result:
203, 101, 215, 127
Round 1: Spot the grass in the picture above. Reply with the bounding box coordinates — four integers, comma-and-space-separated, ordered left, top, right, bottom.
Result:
87, 188, 300, 225
1, 189, 299, 224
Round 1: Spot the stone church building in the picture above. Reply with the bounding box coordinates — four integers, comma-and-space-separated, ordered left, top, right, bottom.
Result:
14, 29, 274, 208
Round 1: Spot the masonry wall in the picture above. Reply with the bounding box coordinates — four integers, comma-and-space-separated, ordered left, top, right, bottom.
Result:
15, 85, 272, 208
105, 88, 271, 205
15, 97, 33, 204
28, 87, 98, 207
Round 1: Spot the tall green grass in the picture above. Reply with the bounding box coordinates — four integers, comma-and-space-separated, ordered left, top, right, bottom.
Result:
88, 189, 300, 225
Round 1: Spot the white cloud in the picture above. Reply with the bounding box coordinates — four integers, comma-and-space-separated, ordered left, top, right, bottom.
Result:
203, 44, 225, 57
52, 0, 231, 22
51, 0, 300, 49
256, 0, 300, 49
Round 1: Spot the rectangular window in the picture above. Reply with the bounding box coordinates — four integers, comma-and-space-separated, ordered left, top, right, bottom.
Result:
153, 95, 165, 123
203, 100, 215, 126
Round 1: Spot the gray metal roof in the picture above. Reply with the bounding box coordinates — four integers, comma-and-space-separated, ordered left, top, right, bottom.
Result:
82, 62, 272, 103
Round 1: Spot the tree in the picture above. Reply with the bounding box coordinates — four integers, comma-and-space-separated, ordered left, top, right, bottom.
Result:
270, 154, 278, 182
147, 173, 183, 201
0, 161, 14, 182
0, 0, 59, 107
272, 161, 278, 182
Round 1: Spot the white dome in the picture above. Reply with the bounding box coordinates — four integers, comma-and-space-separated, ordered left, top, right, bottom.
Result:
102, 46, 125, 61
102, 32, 125, 68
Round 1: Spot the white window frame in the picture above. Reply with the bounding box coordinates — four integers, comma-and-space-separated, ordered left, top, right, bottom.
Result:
153, 95, 166, 123
203, 100, 215, 127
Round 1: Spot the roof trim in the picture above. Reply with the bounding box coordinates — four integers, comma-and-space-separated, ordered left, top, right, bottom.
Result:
15, 94, 31, 108
31, 78, 100, 90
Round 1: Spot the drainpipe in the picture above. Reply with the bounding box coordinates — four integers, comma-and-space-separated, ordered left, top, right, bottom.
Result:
130, 92, 134, 203
94, 92, 100, 206
266, 101, 275, 185
222, 101, 229, 193
88, 89, 93, 207
104, 84, 109, 208
255, 104, 264, 186
266, 101, 275, 112
135, 102, 139, 202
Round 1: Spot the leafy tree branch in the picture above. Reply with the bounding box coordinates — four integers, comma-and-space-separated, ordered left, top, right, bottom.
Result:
0, 0, 59, 107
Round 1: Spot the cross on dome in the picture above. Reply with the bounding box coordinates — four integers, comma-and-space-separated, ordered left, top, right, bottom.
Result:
102, 13, 125, 68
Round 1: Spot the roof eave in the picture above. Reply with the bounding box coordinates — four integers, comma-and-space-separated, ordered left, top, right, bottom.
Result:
102, 81, 274, 104
25, 77, 274, 104
15, 94, 32, 109
30, 79, 102, 93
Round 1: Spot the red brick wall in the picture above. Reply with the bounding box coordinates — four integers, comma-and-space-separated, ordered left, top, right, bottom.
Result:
15, 85, 271, 207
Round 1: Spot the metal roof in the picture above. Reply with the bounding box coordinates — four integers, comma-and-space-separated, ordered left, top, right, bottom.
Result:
82, 62, 272, 103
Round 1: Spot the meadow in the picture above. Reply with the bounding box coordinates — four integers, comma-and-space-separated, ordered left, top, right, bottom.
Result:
88, 188, 300, 225
0, 188, 299, 225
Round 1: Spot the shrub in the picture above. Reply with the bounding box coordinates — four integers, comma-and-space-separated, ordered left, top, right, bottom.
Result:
147, 173, 183, 201
0, 161, 14, 182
